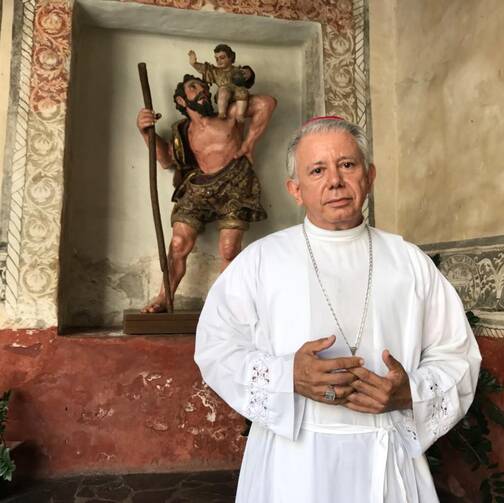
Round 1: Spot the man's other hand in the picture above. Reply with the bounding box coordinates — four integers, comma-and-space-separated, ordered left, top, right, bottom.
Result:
294, 335, 363, 405
344, 350, 412, 413
234, 142, 254, 164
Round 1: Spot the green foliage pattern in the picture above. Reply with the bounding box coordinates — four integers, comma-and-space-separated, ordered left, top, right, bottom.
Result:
0, 390, 15, 482
426, 307, 504, 502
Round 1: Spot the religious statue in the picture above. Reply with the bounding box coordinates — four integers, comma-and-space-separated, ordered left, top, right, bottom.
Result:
188, 44, 255, 122
135, 66, 276, 315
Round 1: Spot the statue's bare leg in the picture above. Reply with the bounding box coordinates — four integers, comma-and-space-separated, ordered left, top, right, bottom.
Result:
142, 222, 198, 313
218, 227, 244, 271
235, 100, 248, 123
217, 88, 232, 119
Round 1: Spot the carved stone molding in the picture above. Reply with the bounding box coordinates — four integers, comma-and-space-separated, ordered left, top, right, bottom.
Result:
422, 235, 504, 338
4, 0, 37, 316
0, 244, 6, 302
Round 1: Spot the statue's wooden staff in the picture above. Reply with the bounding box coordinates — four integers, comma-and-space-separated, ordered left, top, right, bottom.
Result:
137, 62, 173, 313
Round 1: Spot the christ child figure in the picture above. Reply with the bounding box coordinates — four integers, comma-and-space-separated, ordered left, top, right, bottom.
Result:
188, 44, 255, 122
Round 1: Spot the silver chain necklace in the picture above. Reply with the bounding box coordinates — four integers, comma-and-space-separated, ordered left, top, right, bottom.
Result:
302, 222, 373, 356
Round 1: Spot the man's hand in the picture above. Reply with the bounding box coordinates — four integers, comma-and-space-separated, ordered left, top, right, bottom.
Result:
344, 350, 412, 413
294, 335, 364, 405
137, 108, 161, 133
232, 95, 276, 163
234, 141, 254, 164
136, 108, 173, 169
188, 50, 197, 66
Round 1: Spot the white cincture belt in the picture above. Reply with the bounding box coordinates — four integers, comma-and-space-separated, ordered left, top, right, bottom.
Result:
300, 422, 414, 503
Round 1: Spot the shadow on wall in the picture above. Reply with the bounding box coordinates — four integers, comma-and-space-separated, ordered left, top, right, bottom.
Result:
59, 25, 118, 328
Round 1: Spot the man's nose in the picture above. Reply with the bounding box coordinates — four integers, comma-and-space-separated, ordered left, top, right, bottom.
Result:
327, 165, 343, 189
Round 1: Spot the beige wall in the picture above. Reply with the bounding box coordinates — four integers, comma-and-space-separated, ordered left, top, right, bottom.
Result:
0, 0, 14, 208
370, 0, 504, 244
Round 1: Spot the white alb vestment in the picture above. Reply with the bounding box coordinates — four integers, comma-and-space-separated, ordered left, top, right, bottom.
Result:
195, 219, 481, 502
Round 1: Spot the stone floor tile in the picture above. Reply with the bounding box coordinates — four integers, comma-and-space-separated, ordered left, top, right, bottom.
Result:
47, 476, 82, 499
131, 489, 171, 503
1, 491, 52, 503
123, 473, 187, 492
75, 486, 95, 498
80, 475, 123, 488
0, 470, 238, 503
94, 483, 131, 501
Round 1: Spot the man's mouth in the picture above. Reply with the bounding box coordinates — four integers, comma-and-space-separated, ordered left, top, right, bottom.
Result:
196, 94, 209, 103
324, 197, 352, 207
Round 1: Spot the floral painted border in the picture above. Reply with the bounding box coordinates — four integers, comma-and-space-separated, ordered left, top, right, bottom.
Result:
1, 0, 370, 327
4, 0, 70, 327
422, 236, 504, 339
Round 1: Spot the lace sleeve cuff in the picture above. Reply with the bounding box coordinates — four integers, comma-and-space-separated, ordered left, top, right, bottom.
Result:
407, 366, 458, 453
244, 352, 305, 440
246, 354, 272, 426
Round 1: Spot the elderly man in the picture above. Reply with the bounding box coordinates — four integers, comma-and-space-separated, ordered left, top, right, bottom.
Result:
195, 116, 481, 502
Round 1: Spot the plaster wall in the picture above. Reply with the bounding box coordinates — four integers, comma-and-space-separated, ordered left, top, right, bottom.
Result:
370, 0, 504, 244
368, 0, 398, 235
0, 1, 14, 205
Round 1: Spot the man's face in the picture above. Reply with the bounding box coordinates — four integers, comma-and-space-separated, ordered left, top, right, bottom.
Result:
286, 130, 376, 230
181, 79, 214, 117
214, 51, 233, 69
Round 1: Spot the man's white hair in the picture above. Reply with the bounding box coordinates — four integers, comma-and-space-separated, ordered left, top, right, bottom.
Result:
286, 118, 371, 179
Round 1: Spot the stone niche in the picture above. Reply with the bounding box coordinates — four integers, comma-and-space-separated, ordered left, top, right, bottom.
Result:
58, 0, 324, 328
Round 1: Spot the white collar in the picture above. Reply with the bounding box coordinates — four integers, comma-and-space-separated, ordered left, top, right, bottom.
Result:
304, 216, 367, 242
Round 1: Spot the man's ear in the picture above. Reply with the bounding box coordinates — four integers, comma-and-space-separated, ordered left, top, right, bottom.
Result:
367, 163, 377, 192
175, 96, 186, 108
286, 178, 303, 206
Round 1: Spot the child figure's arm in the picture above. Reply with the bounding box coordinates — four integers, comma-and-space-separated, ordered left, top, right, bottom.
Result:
188, 50, 206, 75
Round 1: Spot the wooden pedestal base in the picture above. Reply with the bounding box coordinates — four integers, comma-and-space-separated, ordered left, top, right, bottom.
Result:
123, 309, 200, 335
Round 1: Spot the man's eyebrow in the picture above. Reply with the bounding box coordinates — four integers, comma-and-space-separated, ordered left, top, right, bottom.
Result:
304, 156, 357, 169
303, 160, 325, 171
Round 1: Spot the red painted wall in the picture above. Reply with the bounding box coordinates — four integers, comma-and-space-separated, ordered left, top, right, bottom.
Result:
0, 329, 245, 478
1, 327, 503, 501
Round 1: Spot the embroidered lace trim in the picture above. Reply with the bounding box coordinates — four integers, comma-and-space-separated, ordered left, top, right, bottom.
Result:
424, 368, 451, 437
401, 409, 418, 442
246, 354, 271, 425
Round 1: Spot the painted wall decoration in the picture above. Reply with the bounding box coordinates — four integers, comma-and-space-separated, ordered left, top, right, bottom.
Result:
0, 0, 371, 329
423, 235, 504, 339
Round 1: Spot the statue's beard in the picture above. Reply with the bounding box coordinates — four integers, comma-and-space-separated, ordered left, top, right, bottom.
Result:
186, 92, 215, 117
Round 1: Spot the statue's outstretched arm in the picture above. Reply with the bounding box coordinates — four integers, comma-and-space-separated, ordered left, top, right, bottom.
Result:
188, 50, 206, 75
